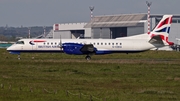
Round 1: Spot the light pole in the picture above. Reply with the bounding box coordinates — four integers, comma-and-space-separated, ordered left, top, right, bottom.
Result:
28, 27, 31, 38
43, 26, 46, 38
146, 1, 152, 34
89, 6, 94, 21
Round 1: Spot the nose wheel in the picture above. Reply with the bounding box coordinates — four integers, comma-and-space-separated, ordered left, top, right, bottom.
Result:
85, 56, 91, 60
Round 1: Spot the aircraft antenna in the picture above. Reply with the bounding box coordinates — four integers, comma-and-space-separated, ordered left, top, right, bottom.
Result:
89, 6, 94, 21
146, 1, 152, 34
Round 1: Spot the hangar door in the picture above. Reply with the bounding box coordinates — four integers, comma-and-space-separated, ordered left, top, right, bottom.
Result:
110, 27, 127, 39
92, 28, 110, 39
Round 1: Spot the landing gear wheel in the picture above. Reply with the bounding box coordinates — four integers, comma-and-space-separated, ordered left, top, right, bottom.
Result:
85, 56, 91, 60
18, 55, 21, 60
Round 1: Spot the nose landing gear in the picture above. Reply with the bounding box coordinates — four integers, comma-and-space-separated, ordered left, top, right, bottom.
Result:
85, 55, 91, 60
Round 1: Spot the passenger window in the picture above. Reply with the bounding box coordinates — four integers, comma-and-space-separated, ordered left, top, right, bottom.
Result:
97, 43, 99, 45
112, 43, 114, 45
109, 43, 111, 45
51, 42, 53, 45
55, 42, 57, 45
94, 43, 95, 45
120, 43, 122, 45
116, 43, 118, 45
105, 43, 107, 45
47, 42, 49, 45
101, 43, 103, 45
44, 43, 46, 45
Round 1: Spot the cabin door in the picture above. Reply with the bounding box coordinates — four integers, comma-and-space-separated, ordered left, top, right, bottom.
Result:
31, 42, 37, 50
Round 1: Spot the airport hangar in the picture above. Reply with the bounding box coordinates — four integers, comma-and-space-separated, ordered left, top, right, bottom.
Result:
51, 13, 180, 45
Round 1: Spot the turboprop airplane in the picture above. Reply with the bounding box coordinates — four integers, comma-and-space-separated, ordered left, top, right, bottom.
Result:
7, 15, 174, 60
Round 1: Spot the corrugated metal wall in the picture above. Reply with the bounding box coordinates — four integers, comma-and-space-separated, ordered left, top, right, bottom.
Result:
169, 23, 180, 44
92, 28, 100, 39
101, 28, 110, 39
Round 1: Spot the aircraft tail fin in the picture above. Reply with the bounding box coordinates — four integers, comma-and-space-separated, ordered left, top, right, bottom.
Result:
148, 15, 174, 46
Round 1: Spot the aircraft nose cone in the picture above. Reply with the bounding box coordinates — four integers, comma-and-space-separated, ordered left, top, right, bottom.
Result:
6, 45, 13, 51
6, 47, 10, 51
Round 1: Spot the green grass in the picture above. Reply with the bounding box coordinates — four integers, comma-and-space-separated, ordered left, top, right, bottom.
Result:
0, 48, 180, 101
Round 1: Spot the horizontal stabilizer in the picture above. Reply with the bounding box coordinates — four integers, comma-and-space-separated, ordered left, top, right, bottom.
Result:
149, 35, 164, 45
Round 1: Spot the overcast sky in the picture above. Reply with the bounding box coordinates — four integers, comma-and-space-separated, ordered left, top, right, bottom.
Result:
0, 0, 178, 27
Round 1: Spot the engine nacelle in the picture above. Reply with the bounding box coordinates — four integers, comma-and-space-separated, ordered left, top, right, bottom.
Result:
62, 43, 96, 55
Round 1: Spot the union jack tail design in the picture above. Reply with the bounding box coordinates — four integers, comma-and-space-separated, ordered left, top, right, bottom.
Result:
149, 15, 173, 46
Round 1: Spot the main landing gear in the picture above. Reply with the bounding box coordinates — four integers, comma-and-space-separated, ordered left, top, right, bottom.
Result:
18, 55, 21, 60
85, 55, 91, 60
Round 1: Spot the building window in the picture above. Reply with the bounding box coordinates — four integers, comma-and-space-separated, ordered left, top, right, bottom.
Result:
172, 20, 178, 23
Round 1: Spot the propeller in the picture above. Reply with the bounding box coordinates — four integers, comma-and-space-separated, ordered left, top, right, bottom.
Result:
59, 35, 63, 50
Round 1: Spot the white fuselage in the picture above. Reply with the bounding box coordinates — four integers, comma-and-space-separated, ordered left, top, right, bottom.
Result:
7, 36, 158, 54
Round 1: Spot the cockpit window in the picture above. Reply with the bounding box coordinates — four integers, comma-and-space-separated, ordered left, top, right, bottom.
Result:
16, 41, 24, 44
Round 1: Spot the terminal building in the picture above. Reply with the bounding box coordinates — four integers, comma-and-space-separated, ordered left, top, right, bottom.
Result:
48, 13, 180, 46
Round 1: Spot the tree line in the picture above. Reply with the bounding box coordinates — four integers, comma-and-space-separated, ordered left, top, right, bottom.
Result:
0, 26, 52, 41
